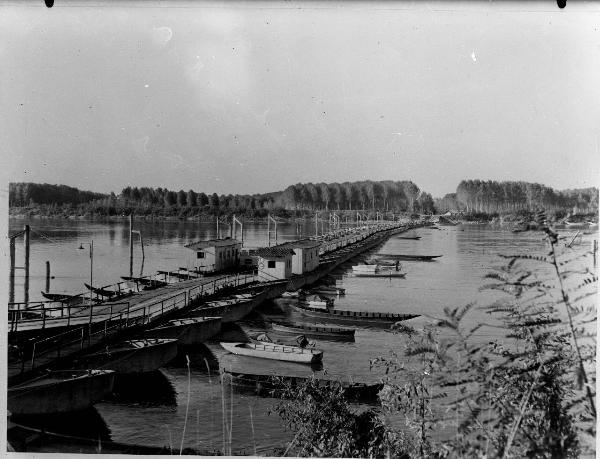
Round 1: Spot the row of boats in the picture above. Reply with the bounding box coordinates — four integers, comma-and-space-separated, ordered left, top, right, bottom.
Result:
7, 287, 270, 417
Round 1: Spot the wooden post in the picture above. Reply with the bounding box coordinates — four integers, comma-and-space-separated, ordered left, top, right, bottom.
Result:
9, 237, 15, 304
24, 225, 30, 306
129, 214, 135, 277
45, 261, 51, 293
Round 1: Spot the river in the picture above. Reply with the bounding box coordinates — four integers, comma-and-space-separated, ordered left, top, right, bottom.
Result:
7, 217, 597, 454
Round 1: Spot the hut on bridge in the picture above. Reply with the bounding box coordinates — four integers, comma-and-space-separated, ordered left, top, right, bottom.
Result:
255, 247, 295, 280
277, 239, 321, 275
185, 238, 242, 273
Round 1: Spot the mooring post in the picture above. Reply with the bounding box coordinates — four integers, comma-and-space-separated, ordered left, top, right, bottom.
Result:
45, 261, 51, 293
9, 237, 15, 303
129, 214, 134, 277
24, 225, 30, 306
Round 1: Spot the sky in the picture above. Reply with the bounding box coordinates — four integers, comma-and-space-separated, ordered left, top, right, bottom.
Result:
1, 1, 599, 199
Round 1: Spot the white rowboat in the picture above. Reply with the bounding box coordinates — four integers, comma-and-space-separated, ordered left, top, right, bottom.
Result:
220, 342, 323, 364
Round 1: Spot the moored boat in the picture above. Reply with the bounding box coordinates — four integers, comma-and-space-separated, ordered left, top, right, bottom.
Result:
270, 321, 355, 341
352, 264, 406, 277
8, 370, 115, 416
299, 294, 334, 309
220, 341, 323, 364
309, 285, 346, 295
397, 235, 421, 240
188, 288, 267, 323
375, 254, 442, 261
144, 317, 222, 346
72, 339, 178, 374
120, 276, 168, 289
289, 302, 418, 328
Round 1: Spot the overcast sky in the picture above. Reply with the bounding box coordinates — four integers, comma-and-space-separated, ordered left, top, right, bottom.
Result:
1, 1, 598, 198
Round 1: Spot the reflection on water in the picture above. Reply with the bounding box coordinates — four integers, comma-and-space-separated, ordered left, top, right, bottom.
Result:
105, 370, 177, 406
11, 406, 111, 441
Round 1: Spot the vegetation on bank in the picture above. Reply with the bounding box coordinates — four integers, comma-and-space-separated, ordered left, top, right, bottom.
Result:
272, 212, 596, 457
8, 180, 598, 220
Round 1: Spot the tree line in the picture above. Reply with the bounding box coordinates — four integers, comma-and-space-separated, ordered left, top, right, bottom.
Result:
9, 179, 598, 218
9, 182, 107, 207
435, 180, 598, 215
8, 180, 436, 217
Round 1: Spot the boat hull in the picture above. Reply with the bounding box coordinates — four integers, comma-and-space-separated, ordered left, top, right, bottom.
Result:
8, 370, 115, 416
220, 342, 323, 364
188, 290, 267, 323
353, 272, 406, 278
375, 254, 442, 261
289, 304, 418, 328
145, 317, 222, 346
271, 322, 355, 341
73, 339, 178, 374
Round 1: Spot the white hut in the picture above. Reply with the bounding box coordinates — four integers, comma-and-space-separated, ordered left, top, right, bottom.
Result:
255, 247, 295, 281
185, 238, 242, 273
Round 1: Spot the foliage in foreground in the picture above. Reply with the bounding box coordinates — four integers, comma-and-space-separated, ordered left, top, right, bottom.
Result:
274, 211, 596, 458
271, 378, 411, 458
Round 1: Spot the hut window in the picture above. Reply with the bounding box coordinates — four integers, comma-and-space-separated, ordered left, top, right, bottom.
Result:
197, 251, 205, 259
268, 260, 276, 268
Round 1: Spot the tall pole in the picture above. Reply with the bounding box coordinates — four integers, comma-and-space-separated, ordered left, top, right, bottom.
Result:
9, 237, 15, 303
90, 241, 94, 307
267, 215, 271, 247
45, 261, 51, 293
24, 225, 30, 306
129, 214, 134, 277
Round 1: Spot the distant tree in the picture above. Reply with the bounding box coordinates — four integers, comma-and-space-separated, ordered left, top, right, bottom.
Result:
209, 193, 220, 208
187, 189, 197, 207
176, 189, 187, 207
197, 192, 209, 207
164, 190, 176, 207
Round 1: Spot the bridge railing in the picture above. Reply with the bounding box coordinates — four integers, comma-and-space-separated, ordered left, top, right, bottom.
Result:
10, 271, 259, 377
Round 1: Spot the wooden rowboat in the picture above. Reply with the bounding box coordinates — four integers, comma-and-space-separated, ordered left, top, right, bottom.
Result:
270, 321, 355, 341
290, 302, 418, 329
144, 317, 222, 346
220, 342, 323, 364
72, 339, 178, 374
8, 370, 115, 416
375, 254, 442, 261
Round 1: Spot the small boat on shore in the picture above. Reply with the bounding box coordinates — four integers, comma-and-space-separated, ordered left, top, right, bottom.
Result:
222, 369, 382, 402
270, 321, 355, 341
144, 317, 222, 346
72, 339, 178, 374
8, 370, 115, 416
397, 235, 421, 240
220, 341, 323, 364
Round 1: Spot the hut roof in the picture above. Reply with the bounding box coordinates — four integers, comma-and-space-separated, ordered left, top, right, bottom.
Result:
255, 247, 296, 258
185, 238, 242, 250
